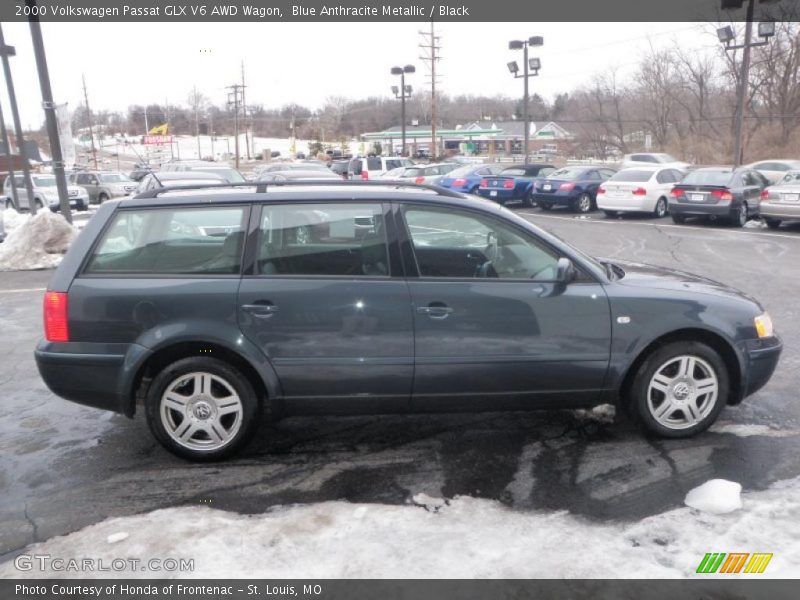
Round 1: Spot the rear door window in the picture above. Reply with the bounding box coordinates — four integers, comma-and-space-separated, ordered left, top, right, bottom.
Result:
366, 157, 382, 171
257, 203, 389, 277
85, 206, 248, 275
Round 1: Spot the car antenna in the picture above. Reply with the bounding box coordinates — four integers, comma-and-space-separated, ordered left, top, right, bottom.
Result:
122, 138, 163, 187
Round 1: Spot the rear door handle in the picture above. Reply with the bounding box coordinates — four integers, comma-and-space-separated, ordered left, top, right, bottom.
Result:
241, 303, 279, 318
416, 303, 453, 319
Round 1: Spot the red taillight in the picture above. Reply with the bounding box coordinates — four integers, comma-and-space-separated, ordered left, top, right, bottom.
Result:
711, 189, 733, 201
670, 188, 683, 197
597, 186, 606, 194
479, 179, 488, 187
503, 180, 514, 189
760, 189, 770, 200
453, 178, 466, 188
44, 292, 69, 342
360, 171, 369, 180
415, 176, 425, 185
559, 182, 575, 191
632, 187, 647, 196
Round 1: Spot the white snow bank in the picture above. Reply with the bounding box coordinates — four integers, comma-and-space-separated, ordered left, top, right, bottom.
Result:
710, 422, 800, 438
2, 207, 30, 231
3, 476, 799, 579
684, 479, 742, 514
573, 403, 616, 424
0, 210, 76, 271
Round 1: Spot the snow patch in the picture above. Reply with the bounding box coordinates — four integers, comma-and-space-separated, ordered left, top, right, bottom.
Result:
411, 493, 448, 512
573, 403, 616, 424
710, 422, 800, 438
2, 208, 30, 231
106, 532, 129, 544
4, 476, 799, 579
0, 211, 76, 271
684, 479, 742, 514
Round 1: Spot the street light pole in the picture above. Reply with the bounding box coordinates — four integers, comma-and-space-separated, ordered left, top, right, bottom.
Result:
391, 65, 415, 156
508, 36, 543, 164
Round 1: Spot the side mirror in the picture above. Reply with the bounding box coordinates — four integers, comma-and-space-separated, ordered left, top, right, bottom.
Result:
556, 257, 576, 283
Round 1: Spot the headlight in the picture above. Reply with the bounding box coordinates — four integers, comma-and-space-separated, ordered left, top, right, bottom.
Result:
754, 313, 774, 338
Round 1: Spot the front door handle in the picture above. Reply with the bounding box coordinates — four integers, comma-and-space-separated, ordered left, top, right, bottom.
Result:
241, 303, 279, 319
416, 303, 453, 320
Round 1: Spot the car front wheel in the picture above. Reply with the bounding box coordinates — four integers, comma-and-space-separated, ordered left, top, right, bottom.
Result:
573, 192, 594, 213
145, 357, 260, 460
629, 341, 728, 438
764, 218, 781, 230
671, 213, 686, 224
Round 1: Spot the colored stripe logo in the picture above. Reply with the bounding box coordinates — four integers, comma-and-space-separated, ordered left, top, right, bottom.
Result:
697, 553, 773, 574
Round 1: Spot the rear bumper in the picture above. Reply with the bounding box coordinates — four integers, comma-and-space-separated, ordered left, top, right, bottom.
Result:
476, 188, 522, 202
670, 202, 737, 218
760, 201, 800, 220
740, 335, 782, 399
35, 341, 151, 417
596, 195, 655, 212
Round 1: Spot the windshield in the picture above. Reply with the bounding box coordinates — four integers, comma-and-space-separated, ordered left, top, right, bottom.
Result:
501, 168, 525, 176
654, 153, 678, 162
99, 173, 132, 183
681, 170, 733, 186
403, 168, 425, 177
547, 168, 584, 181
32, 176, 56, 187
609, 170, 653, 182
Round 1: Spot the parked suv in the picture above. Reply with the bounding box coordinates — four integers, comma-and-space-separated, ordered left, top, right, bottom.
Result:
3, 174, 89, 212
348, 156, 413, 180
35, 181, 781, 460
69, 171, 138, 203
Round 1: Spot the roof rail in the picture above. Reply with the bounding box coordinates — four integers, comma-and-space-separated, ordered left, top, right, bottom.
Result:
133, 179, 468, 199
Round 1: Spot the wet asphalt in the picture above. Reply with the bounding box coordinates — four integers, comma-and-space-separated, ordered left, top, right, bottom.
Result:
1, 207, 799, 561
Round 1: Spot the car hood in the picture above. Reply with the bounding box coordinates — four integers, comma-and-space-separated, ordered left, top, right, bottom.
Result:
602, 258, 760, 305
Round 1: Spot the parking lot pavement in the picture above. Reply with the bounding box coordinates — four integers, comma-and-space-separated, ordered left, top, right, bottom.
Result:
2, 215, 800, 560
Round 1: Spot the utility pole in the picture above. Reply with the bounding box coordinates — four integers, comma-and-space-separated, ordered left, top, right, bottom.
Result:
419, 24, 441, 159
0, 23, 36, 214
0, 98, 20, 210
26, 3, 72, 222
241, 61, 251, 160
391, 65, 415, 156
82, 74, 98, 170
226, 84, 244, 169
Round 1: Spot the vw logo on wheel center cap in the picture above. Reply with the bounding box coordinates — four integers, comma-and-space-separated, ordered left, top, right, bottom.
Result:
192, 400, 213, 420
673, 382, 692, 401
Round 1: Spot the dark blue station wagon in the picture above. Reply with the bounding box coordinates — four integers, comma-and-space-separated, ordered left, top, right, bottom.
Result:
35, 182, 782, 460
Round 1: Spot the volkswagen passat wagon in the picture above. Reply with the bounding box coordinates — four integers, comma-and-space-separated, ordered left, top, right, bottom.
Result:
35, 181, 782, 460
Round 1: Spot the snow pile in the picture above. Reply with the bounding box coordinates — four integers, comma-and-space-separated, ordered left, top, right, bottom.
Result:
0, 210, 76, 271
3, 476, 799, 579
2, 207, 30, 231
684, 479, 742, 514
573, 403, 616, 424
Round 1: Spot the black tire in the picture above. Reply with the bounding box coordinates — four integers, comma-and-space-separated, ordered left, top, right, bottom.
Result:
628, 341, 729, 438
764, 218, 781, 230
523, 189, 537, 208
653, 197, 668, 218
145, 356, 260, 461
98, 193, 109, 203
4, 199, 12, 210
731, 203, 747, 227
34, 199, 44, 211
603, 210, 618, 218
573, 192, 594, 213
538, 202, 552, 211
671, 213, 686, 224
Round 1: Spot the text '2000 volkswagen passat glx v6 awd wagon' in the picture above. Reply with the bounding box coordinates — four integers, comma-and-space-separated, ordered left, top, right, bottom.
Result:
35, 181, 782, 460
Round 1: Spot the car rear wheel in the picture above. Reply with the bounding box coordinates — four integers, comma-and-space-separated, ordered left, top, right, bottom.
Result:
4, 199, 12, 210
764, 218, 781, 230
98, 193, 109, 203
731, 203, 747, 227
573, 193, 594, 213
603, 210, 618, 218
145, 357, 260, 461
629, 341, 728, 438
538, 202, 552, 211
653, 197, 668, 218
523, 189, 537, 208
671, 213, 686, 224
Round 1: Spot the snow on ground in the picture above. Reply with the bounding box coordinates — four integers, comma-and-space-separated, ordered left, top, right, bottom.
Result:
684, 479, 742, 514
2, 207, 30, 231
0, 210, 76, 271
3, 476, 799, 579
710, 422, 800, 438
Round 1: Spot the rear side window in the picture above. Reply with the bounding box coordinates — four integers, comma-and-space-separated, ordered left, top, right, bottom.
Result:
257, 203, 388, 277
613, 170, 653, 183
85, 206, 247, 275
366, 157, 382, 170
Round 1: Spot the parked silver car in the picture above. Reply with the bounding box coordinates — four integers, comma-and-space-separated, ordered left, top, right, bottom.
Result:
3, 174, 89, 212
69, 171, 137, 203
761, 170, 800, 229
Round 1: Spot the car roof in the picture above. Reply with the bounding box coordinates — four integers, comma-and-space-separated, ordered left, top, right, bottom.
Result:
616, 165, 670, 172
150, 171, 227, 180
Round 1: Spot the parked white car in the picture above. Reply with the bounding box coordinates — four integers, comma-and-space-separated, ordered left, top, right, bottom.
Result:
760, 169, 800, 229
597, 166, 686, 218
347, 156, 413, 180
743, 159, 800, 185
621, 153, 691, 171
3, 174, 90, 213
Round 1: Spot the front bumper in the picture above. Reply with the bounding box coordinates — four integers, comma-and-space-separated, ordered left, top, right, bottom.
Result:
760, 201, 800, 221
740, 335, 782, 398
49, 196, 89, 211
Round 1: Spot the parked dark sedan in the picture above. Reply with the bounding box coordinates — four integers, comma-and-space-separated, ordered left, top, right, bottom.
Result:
669, 167, 769, 227
35, 181, 781, 460
438, 163, 510, 194
533, 166, 617, 213
477, 163, 556, 206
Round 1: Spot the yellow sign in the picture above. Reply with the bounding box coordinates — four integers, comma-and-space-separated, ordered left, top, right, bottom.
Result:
148, 123, 169, 135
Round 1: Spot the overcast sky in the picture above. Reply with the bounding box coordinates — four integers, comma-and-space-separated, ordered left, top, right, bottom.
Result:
0, 21, 724, 129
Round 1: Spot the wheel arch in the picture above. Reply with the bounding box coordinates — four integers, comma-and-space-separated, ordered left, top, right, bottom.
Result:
618, 328, 743, 408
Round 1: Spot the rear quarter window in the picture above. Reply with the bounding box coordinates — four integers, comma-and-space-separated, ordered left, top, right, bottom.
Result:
85, 206, 248, 276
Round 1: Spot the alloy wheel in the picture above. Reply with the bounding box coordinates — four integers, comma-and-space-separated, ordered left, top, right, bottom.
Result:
646, 355, 719, 430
